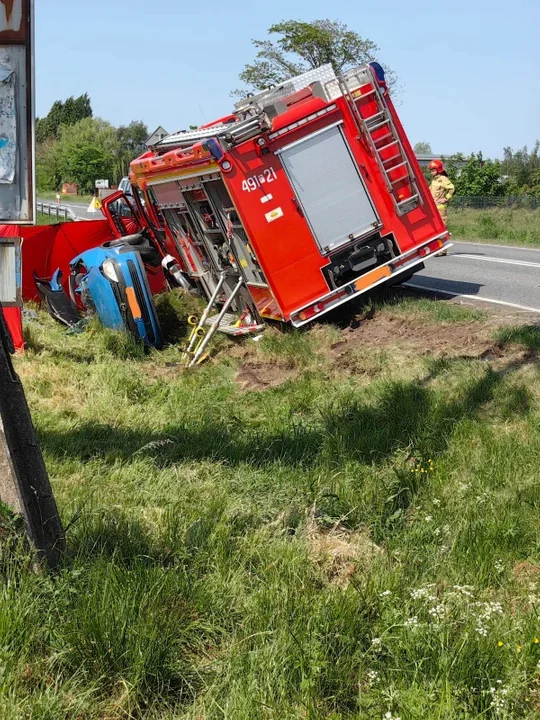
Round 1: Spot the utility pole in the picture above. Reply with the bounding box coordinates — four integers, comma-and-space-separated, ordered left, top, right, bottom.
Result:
0, 1, 64, 567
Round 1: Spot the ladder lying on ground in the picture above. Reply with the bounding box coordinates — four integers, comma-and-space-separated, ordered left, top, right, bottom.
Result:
182, 273, 264, 367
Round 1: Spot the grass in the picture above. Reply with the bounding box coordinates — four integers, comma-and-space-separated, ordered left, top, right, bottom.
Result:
4, 290, 540, 718
37, 190, 94, 205
36, 211, 72, 226
448, 207, 540, 247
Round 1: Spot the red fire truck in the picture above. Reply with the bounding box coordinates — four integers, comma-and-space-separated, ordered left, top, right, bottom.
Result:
106, 62, 450, 331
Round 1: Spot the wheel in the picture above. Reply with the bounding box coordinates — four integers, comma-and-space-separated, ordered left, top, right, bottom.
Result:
233, 286, 260, 324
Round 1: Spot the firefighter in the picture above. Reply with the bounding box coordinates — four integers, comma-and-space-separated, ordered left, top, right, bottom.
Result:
428, 159, 454, 256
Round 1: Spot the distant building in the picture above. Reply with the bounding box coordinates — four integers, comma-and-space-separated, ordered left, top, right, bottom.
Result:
146, 126, 169, 148
415, 153, 466, 169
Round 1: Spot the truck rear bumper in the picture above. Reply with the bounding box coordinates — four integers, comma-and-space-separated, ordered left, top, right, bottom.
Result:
289, 232, 451, 326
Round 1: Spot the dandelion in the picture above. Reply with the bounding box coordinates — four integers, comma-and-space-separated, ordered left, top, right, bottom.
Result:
516, 645, 522, 653
498, 640, 504, 647
534, 638, 540, 644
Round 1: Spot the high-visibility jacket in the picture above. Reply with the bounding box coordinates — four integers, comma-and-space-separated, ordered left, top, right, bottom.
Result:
430, 174, 455, 207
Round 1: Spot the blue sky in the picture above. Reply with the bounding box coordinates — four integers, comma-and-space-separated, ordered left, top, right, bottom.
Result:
36, 0, 539, 158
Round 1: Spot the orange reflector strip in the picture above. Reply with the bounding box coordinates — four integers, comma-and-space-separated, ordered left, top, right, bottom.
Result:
125, 287, 142, 320
354, 265, 391, 292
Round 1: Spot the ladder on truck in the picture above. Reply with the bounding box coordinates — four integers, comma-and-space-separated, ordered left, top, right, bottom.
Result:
182, 273, 264, 367
335, 67, 421, 216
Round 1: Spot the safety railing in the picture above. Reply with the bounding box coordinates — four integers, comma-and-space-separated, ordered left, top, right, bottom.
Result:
36, 201, 79, 222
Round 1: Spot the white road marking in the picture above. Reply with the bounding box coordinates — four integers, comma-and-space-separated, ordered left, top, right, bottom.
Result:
405, 282, 540, 314
452, 240, 540, 253
454, 254, 540, 269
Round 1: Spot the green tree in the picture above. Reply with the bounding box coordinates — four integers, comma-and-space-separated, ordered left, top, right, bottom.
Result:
235, 19, 395, 96
35, 137, 61, 191
447, 153, 504, 197
414, 141, 432, 154
116, 120, 148, 179
54, 117, 120, 194
36, 93, 93, 143
500, 142, 540, 192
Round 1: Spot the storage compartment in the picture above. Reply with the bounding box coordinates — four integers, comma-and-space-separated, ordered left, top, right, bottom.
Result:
277, 123, 380, 254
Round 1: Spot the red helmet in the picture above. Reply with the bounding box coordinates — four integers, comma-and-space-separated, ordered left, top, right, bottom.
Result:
428, 159, 445, 174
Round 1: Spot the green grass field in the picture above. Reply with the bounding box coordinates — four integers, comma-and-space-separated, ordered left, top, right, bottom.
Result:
38, 190, 94, 205
4, 291, 540, 718
448, 208, 540, 247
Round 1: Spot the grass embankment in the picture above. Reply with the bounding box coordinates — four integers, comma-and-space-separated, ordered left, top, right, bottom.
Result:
3, 291, 540, 718
448, 207, 540, 247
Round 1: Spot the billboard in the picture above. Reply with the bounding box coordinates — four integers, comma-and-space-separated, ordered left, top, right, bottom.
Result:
0, 0, 34, 223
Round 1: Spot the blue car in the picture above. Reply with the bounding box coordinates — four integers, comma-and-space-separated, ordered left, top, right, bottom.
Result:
70, 234, 163, 348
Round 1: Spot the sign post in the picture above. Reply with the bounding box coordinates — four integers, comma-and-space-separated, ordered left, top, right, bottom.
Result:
0, 304, 65, 567
0, 1, 64, 567
0, 0, 35, 224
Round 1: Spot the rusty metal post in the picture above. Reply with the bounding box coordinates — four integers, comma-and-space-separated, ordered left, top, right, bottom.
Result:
0, 305, 64, 567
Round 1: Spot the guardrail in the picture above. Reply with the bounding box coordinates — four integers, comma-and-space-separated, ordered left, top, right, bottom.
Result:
36, 201, 79, 222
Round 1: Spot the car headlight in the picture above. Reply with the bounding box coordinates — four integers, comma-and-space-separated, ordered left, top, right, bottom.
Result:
102, 258, 120, 283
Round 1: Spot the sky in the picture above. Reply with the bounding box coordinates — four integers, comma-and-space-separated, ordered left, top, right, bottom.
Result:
36, 0, 540, 159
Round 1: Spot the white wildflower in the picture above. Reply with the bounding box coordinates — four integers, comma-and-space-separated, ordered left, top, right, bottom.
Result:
475, 623, 488, 637
371, 637, 382, 648
453, 584, 475, 599
404, 616, 419, 630
366, 669, 379, 685
410, 584, 436, 601
428, 604, 446, 621
489, 683, 508, 711
424, 514, 433, 522
433, 498, 441, 506
380, 590, 392, 597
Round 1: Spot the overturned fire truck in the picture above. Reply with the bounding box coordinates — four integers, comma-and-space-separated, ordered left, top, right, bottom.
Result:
103, 62, 450, 336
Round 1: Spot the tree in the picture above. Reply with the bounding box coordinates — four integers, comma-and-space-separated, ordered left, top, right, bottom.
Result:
116, 120, 148, 179
500, 142, 540, 191
54, 117, 120, 194
447, 153, 504, 197
414, 141, 432, 154
36, 93, 93, 143
35, 138, 61, 191
235, 19, 396, 96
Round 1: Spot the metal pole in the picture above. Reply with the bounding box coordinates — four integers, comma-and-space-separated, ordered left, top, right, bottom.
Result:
183, 272, 228, 361
0, 305, 64, 567
189, 277, 244, 367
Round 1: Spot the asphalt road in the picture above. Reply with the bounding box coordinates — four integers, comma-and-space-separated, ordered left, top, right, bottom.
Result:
405, 240, 540, 316
66, 201, 102, 221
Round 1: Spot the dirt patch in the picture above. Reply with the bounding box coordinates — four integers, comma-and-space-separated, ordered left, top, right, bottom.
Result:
513, 560, 540, 584
327, 309, 533, 375
305, 519, 382, 586
235, 361, 296, 391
